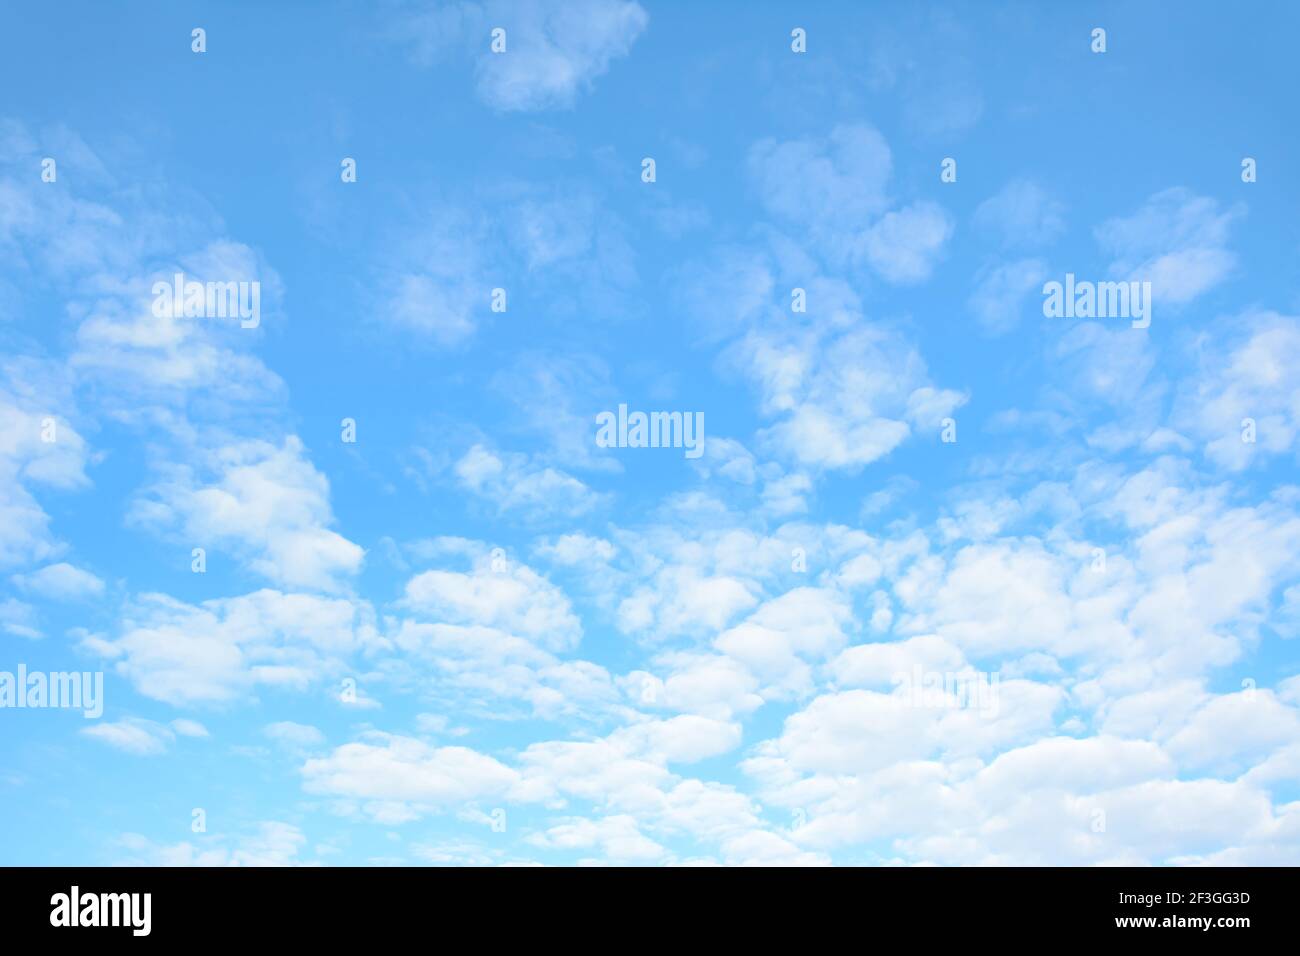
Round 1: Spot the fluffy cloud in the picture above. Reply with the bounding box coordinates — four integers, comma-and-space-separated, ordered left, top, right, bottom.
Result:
747, 124, 952, 282
1173, 313, 1300, 470
715, 587, 852, 696
534, 532, 617, 565
473, 0, 648, 110
301, 733, 523, 822
81, 717, 202, 756
968, 257, 1049, 335
263, 721, 326, 750
379, 192, 637, 349
744, 324, 965, 471
529, 814, 666, 862
1097, 188, 1242, 307
129, 437, 364, 593
455, 443, 602, 519
0, 367, 90, 569
860, 202, 952, 283
92, 589, 380, 706
617, 566, 758, 639
116, 822, 310, 867
390, 618, 618, 720
606, 715, 742, 764
380, 206, 491, 347
624, 652, 763, 721
402, 553, 582, 652
748, 125, 893, 229
13, 561, 104, 601
399, 0, 648, 111
973, 180, 1066, 249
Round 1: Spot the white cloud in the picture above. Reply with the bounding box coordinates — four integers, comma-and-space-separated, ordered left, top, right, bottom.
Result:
860, 201, 952, 284
534, 532, 616, 565
760, 471, 810, 517
386, 272, 481, 346
741, 727, 1300, 864
968, 257, 1048, 335
72, 244, 285, 416
477, 0, 647, 110
264, 721, 326, 749
714, 587, 852, 696
455, 443, 601, 519
170, 718, 209, 738
973, 180, 1065, 249
391, 618, 618, 720
380, 195, 636, 350
616, 566, 757, 639
116, 821, 310, 867
14, 561, 104, 601
82, 718, 176, 756
400, 0, 648, 112
1097, 188, 1242, 307
690, 436, 758, 485
753, 682, 1060, 779
744, 325, 965, 471
1052, 320, 1158, 414
896, 540, 1075, 658
529, 814, 666, 862
674, 248, 774, 344
719, 829, 830, 867
1160, 690, 1300, 775
831, 634, 968, 689
1173, 313, 1300, 470
301, 733, 523, 821
748, 125, 893, 229
0, 597, 40, 639
0, 367, 90, 569
129, 436, 363, 593
97, 589, 380, 706
607, 715, 742, 764
306, 721, 776, 862
747, 124, 952, 283
402, 553, 581, 652
625, 652, 763, 721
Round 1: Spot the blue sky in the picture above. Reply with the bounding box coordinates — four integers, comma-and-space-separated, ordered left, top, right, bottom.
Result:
1, 0, 1299, 865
